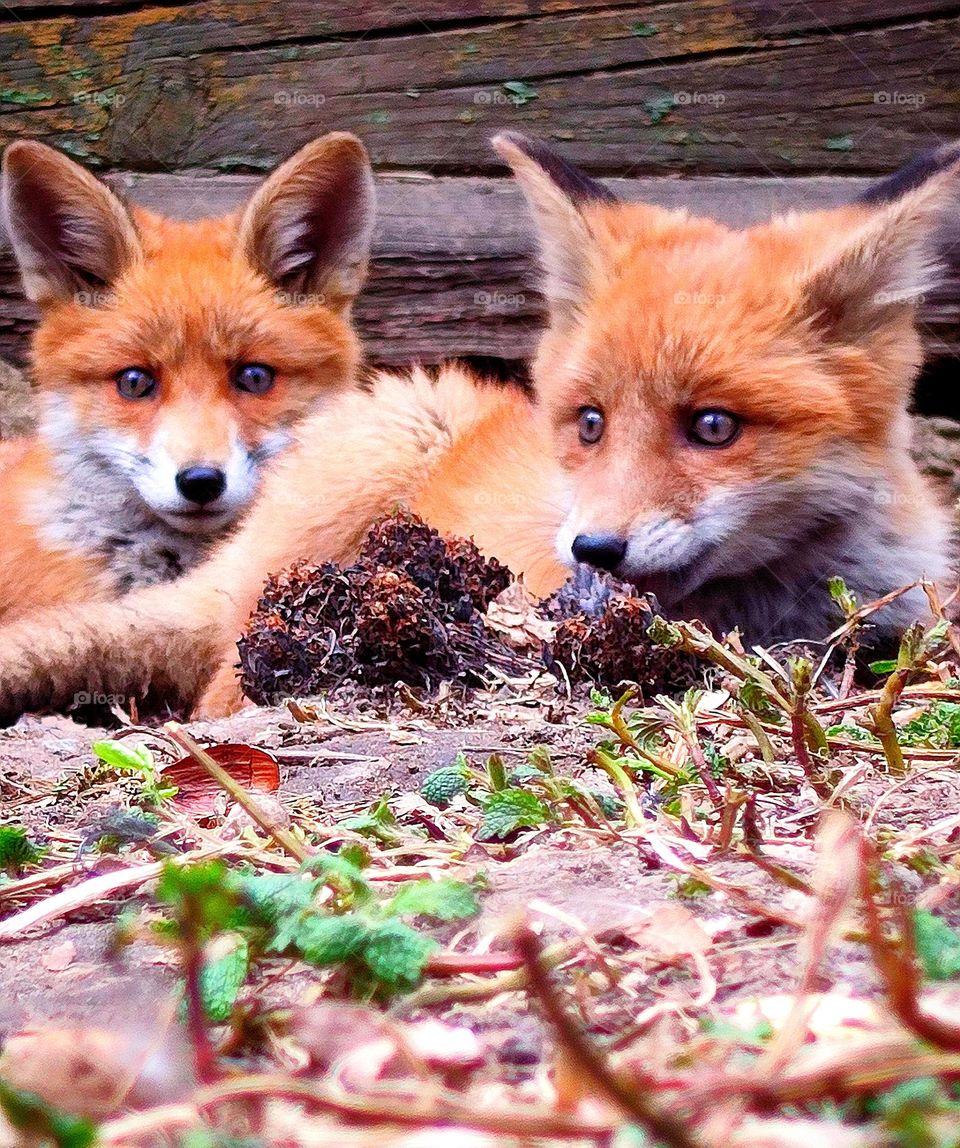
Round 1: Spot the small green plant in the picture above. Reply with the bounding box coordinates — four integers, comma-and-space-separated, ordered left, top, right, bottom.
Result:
0, 825, 45, 875
154, 854, 480, 1004
339, 795, 404, 846
92, 738, 177, 806
502, 80, 538, 105
900, 702, 960, 749
914, 910, 960, 981
866, 1076, 960, 1147
420, 747, 622, 840
0, 1080, 96, 1148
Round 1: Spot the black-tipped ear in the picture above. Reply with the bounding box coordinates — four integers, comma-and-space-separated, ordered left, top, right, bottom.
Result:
858, 141, 960, 206
493, 133, 615, 327
2, 140, 141, 306
795, 156, 960, 347
493, 132, 618, 207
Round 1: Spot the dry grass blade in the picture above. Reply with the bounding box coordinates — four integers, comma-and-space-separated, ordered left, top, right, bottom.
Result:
165, 723, 311, 863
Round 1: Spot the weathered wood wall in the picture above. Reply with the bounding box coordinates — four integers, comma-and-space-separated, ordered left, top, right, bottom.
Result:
2, 1, 960, 375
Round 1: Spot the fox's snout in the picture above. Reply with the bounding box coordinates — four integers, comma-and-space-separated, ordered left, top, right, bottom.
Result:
570, 533, 627, 572
175, 466, 228, 507
131, 433, 266, 533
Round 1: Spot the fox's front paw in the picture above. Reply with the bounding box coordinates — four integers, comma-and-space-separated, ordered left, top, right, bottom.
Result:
193, 660, 247, 719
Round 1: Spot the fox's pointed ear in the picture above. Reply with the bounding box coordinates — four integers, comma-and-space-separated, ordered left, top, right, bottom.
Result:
492, 132, 616, 326
238, 132, 376, 314
794, 159, 960, 345
2, 141, 140, 306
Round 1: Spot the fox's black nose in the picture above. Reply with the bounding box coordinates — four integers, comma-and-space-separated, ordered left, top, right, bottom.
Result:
176, 466, 226, 506
571, 533, 628, 572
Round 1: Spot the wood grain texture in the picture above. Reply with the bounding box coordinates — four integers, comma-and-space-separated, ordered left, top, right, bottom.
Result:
4, 171, 960, 368
1, 1, 957, 174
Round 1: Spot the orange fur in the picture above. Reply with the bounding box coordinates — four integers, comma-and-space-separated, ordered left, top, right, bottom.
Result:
0, 134, 372, 622
0, 136, 957, 721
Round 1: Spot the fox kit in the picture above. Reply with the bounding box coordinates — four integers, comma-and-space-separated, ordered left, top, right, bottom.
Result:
0, 135, 956, 720
0, 133, 374, 620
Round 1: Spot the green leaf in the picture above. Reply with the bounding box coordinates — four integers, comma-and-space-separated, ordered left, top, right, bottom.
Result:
487, 753, 508, 792
155, 860, 239, 935
0, 826, 44, 874
586, 789, 625, 818
738, 680, 784, 722
868, 658, 898, 675
502, 80, 538, 105
506, 763, 546, 784
643, 90, 675, 124
900, 702, 960, 749
478, 788, 551, 841
361, 919, 439, 988
914, 910, 960, 981
0, 1081, 96, 1148
92, 738, 155, 774
341, 796, 402, 845
421, 761, 471, 807
387, 878, 479, 922
304, 852, 373, 905
240, 872, 318, 925
288, 914, 368, 966
200, 935, 249, 1022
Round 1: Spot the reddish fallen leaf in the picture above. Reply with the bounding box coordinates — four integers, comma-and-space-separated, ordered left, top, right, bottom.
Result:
40, 940, 76, 972
161, 743, 280, 815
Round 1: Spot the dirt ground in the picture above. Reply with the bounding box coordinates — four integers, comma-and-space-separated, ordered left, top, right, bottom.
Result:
4, 657, 960, 1145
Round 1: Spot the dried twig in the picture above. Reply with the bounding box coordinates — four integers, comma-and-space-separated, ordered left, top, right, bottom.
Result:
513, 919, 702, 1148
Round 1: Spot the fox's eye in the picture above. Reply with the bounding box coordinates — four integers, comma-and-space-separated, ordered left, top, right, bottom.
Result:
688, 409, 741, 447
234, 362, 276, 395
116, 367, 157, 400
577, 406, 605, 445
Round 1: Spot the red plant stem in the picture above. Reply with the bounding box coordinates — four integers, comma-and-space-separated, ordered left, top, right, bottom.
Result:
789, 710, 814, 778
426, 950, 524, 976
859, 835, 960, 1052
181, 916, 220, 1085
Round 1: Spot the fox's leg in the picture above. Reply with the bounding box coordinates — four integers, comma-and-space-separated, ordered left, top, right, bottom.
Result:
194, 655, 247, 719
0, 368, 482, 723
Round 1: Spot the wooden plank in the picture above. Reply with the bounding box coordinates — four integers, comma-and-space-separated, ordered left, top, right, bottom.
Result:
4, 171, 960, 370
1, 3, 957, 174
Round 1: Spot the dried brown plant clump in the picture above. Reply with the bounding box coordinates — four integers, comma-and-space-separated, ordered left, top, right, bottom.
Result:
545, 568, 701, 696
360, 511, 511, 617
237, 512, 519, 704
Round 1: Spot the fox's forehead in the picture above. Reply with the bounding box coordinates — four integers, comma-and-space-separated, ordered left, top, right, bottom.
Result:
546, 204, 871, 409
102, 209, 277, 362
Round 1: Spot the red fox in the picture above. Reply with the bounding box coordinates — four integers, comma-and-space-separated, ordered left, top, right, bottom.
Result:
0, 134, 956, 720
0, 133, 374, 620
